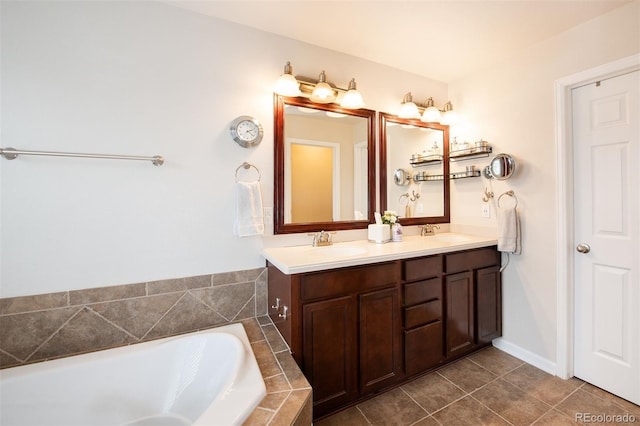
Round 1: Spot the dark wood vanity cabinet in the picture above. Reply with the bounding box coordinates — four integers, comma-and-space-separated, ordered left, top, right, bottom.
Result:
444, 248, 502, 358
402, 256, 445, 375
267, 245, 501, 420
268, 261, 402, 418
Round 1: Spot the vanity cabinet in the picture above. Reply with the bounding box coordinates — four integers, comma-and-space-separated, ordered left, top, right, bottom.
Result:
267, 245, 501, 420
444, 248, 502, 358
268, 261, 402, 418
402, 255, 445, 375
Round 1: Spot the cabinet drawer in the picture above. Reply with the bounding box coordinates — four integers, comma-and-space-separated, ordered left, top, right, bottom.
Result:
300, 262, 398, 301
403, 255, 442, 282
404, 300, 441, 329
444, 247, 499, 274
404, 278, 441, 306
405, 321, 444, 376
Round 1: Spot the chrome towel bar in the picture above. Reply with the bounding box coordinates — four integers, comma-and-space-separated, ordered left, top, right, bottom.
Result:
0, 147, 164, 166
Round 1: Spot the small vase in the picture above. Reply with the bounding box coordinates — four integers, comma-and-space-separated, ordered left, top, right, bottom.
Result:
392, 223, 403, 242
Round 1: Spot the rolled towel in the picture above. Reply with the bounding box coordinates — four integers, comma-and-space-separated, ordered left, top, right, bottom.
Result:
234, 181, 264, 237
497, 206, 521, 254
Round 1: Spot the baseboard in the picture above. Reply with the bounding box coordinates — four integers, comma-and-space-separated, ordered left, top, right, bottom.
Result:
492, 337, 557, 375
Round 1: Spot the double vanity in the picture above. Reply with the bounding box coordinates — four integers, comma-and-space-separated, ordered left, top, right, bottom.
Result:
263, 233, 502, 420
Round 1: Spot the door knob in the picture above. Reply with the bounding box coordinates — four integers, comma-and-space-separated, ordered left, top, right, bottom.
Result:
576, 243, 591, 253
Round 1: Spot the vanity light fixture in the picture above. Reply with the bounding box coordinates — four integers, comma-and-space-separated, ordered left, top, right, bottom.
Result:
441, 101, 459, 125
274, 63, 365, 109
398, 92, 421, 119
310, 70, 337, 103
274, 61, 301, 97
398, 95, 458, 125
340, 78, 365, 109
420, 97, 442, 123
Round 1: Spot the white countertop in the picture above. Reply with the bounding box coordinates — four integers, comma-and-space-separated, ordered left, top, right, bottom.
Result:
262, 233, 498, 275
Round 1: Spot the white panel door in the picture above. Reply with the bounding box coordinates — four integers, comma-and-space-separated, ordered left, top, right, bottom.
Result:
573, 70, 639, 404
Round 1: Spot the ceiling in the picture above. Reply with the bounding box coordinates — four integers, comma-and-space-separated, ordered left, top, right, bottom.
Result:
165, 0, 631, 83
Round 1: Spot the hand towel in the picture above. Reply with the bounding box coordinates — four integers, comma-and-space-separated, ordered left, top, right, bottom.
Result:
497, 206, 521, 254
234, 181, 264, 237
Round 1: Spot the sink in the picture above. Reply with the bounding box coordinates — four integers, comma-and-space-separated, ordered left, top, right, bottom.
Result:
427, 234, 473, 243
304, 245, 368, 258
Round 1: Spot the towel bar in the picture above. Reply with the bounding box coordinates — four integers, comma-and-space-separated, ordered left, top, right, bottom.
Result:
0, 147, 164, 166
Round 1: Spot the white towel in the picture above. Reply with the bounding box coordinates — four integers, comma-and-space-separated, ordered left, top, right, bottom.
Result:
234, 181, 264, 237
497, 206, 521, 254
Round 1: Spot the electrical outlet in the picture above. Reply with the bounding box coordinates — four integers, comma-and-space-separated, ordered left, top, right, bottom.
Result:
481, 204, 491, 218
263, 207, 273, 225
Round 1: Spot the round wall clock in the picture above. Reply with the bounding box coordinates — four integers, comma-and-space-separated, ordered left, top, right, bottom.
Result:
230, 115, 264, 148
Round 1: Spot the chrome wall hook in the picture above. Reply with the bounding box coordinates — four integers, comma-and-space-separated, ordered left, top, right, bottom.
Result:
482, 187, 494, 202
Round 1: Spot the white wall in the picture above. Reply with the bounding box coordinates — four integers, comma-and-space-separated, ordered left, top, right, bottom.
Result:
447, 1, 640, 366
0, 1, 446, 297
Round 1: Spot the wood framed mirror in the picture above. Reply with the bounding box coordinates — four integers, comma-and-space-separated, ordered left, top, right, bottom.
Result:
379, 112, 450, 225
274, 95, 376, 234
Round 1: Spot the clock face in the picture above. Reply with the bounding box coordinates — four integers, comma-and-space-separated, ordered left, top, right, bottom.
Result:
230, 116, 263, 147
236, 120, 259, 141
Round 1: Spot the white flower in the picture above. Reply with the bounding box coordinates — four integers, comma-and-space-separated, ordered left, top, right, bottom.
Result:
382, 210, 398, 225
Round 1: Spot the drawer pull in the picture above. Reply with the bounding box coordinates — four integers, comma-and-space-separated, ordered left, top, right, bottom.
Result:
271, 297, 280, 310
279, 305, 289, 320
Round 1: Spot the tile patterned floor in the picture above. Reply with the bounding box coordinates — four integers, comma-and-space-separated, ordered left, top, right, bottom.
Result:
315, 346, 640, 425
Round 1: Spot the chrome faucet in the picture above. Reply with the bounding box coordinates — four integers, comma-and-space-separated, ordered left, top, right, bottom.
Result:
311, 230, 333, 246
420, 224, 440, 236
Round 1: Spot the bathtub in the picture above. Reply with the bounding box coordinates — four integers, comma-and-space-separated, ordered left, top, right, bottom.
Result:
0, 323, 266, 426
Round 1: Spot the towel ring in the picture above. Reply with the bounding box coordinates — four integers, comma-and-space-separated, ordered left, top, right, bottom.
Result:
498, 190, 518, 208
235, 161, 261, 182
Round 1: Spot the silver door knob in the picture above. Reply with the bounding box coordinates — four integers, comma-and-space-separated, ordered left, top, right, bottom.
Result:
576, 243, 591, 253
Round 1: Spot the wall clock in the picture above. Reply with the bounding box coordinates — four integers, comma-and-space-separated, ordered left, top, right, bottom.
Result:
230, 115, 263, 148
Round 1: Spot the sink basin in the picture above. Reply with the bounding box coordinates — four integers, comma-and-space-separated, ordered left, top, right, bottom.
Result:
304, 245, 368, 258
427, 234, 473, 243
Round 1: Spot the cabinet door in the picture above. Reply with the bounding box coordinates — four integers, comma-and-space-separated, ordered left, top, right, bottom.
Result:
302, 296, 357, 417
359, 286, 402, 394
405, 321, 444, 375
445, 271, 475, 358
476, 265, 502, 344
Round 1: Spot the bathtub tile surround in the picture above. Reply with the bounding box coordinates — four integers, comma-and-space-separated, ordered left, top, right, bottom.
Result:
243, 316, 312, 426
0, 268, 267, 368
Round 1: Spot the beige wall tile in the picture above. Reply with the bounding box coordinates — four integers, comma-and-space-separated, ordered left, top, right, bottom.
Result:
270, 390, 312, 426
69, 283, 145, 305
275, 351, 310, 390
0, 306, 80, 360
0, 292, 68, 315
90, 293, 181, 339
143, 293, 226, 340
30, 307, 136, 362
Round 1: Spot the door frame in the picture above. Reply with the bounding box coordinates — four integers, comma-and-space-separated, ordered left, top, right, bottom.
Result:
554, 53, 640, 379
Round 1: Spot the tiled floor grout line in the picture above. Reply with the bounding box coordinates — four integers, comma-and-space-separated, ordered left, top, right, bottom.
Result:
318, 346, 640, 425
466, 392, 517, 426
398, 386, 433, 425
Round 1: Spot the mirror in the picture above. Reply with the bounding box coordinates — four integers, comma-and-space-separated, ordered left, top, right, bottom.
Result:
483, 153, 516, 180
379, 112, 450, 225
274, 95, 376, 234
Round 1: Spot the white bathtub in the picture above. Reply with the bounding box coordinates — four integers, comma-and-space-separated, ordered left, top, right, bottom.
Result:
0, 323, 266, 426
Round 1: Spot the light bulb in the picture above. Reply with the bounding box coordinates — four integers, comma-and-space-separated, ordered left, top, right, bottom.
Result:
274, 61, 301, 97
340, 78, 364, 109
398, 92, 420, 119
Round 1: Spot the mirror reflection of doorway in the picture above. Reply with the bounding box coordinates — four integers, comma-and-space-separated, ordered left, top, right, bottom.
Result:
285, 139, 340, 223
